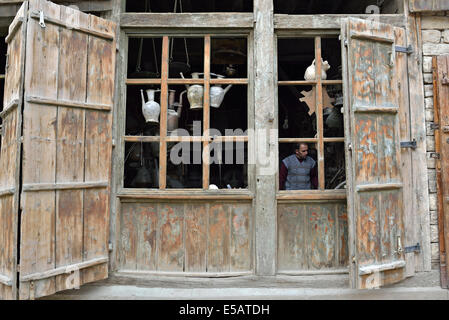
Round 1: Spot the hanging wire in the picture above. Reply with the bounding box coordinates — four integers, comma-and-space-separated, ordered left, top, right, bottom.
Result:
147, 0, 159, 76
169, 0, 190, 66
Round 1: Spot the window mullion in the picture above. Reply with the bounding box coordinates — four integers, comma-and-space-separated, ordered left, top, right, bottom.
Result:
202, 35, 211, 189
315, 36, 325, 190
159, 36, 169, 189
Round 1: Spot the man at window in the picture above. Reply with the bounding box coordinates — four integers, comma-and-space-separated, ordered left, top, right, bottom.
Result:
279, 143, 318, 190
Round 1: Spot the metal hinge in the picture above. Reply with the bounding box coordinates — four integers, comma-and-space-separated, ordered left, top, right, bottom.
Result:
395, 45, 413, 54
108, 242, 113, 252
430, 123, 440, 130
404, 243, 421, 254
442, 74, 449, 85
39, 10, 46, 28
430, 152, 440, 160
400, 139, 417, 149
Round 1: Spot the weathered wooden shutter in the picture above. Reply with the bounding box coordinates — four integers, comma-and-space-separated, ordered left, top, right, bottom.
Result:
409, 0, 449, 12
341, 18, 410, 289
2, 0, 116, 300
0, 2, 27, 300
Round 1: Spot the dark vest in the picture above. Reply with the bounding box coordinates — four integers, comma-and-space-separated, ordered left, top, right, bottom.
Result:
282, 155, 315, 190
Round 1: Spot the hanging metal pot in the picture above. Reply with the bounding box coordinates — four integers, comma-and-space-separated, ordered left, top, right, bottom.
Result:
168, 0, 191, 78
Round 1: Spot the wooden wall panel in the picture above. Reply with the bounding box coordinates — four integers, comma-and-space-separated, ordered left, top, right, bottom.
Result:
409, 0, 449, 12
308, 204, 336, 269
185, 204, 207, 272
158, 203, 184, 272
230, 203, 251, 271
278, 204, 307, 270
208, 204, 231, 272
277, 201, 348, 272
118, 201, 252, 274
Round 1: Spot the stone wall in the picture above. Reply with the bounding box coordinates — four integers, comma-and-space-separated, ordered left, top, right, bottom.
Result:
421, 11, 449, 268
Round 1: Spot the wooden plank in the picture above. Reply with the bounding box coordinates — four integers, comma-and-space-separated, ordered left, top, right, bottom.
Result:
356, 183, 403, 192
409, 0, 449, 12
277, 204, 307, 271
119, 203, 137, 270
22, 181, 108, 191
207, 204, 230, 272
118, 190, 254, 200
184, 204, 207, 272
337, 203, 349, 267
203, 35, 211, 189
254, 0, 276, 276
315, 37, 325, 190
136, 203, 158, 270
277, 191, 346, 201
434, 55, 449, 288
159, 36, 169, 189
158, 203, 184, 272
307, 203, 336, 269
274, 14, 405, 30
26, 96, 112, 111
404, 1, 431, 272
54, 5, 88, 292
120, 13, 254, 29
230, 203, 251, 271
20, 0, 61, 300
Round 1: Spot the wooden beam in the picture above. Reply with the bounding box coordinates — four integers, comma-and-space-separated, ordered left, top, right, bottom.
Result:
159, 36, 169, 189
117, 189, 254, 200
120, 13, 254, 29
254, 0, 276, 276
315, 37, 325, 190
203, 35, 211, 190
274, 14, 406, 30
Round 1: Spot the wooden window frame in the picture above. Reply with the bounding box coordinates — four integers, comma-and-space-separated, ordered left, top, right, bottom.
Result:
118, 30, 254, 195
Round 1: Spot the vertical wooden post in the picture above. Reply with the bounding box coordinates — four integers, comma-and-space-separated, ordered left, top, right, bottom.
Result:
203, 35, 211, 189
159, 36, 169, 189
315, 37, 325, 190
404, 0, 431, 272
254, 0, 277, 275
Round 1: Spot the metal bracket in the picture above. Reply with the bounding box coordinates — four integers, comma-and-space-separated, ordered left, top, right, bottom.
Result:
404, 243, 421, 254
39, 10, 46, 28
395, 45, 413, 54
400, 139, 417, 149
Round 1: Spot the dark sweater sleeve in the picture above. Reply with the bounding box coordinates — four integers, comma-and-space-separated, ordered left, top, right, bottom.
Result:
310, 163, 318, 189
279, 162, 288, 190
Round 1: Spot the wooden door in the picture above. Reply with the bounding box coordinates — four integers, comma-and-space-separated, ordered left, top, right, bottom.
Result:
342, 18, 409, 289
433, 55, 449, 289
0, 1, 27, 300
11, 0, 116, 300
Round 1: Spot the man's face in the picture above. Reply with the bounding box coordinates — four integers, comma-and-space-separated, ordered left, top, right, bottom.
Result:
296, 145, 308, 160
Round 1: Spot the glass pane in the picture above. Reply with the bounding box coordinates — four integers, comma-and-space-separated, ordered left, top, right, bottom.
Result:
279, 85, 317, 139
323, 84, 344, 138
126, 0, 253, 13
325, 142, 346, 190
167, 85, 203, 136
278, 38, 315, 81
210, 85, 248, 135
124, 142, 160, 188
169, 37, 204, 79
209, 142, 248, 189
211, 37, 247, 78
274, 0, 395, 14
127, 37, 162, 79
167, 142, 202, 188
279, 143, 318, 191
126, 86, 162, 136
322, 37, 342, 80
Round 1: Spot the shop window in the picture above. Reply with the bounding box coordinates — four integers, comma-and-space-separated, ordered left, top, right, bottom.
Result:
125, 35, 249, 190
278, 36, 345, 191
126, 0, 253, 13
274, 0, 402, 14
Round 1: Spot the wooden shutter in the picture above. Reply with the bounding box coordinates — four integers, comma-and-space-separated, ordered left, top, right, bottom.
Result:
0, 2, 27, 300
341, 18, 410, 289
16, 0, 116, 300
433, 55, 449, 289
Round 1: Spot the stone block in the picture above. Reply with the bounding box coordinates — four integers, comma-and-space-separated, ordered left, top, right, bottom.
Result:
428, 169, 437, 193
443, 30, 449, 43
427, 156, 436, 169
426, 121, 436, 136
425, 97, 434, 110
423, 56, 433, 73
427, 135, 435, 152
423, 43, 449, 56
424, 73, 433, 84
425, 84, 434, 97
429, 192, 438, 211
431, 242, 440, 262
430, 210, 439, 226
425, 109, 434, 122
431, 225, 439, 243
422, 16, 449, 29
422, 30, 441, 44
